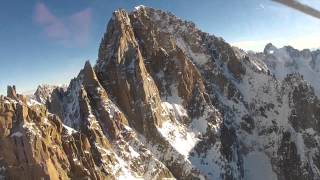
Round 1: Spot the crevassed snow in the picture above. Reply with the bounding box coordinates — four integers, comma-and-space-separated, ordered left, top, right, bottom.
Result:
244, 151, 277, 180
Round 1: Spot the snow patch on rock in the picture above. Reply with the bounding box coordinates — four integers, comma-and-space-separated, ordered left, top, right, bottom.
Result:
157, 119, 198, 158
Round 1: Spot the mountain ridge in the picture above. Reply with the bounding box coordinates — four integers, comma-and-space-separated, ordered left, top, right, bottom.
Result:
0, 6, 319, 180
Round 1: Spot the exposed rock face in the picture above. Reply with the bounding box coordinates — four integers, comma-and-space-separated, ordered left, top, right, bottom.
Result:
1, 6, 320, 180
0, 96, 106, 180
7, 86, 17, 99
96, 10, 167, 140
34, 84, 66, 105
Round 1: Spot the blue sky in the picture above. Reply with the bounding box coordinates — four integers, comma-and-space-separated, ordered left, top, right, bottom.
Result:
0, 0, 319, 95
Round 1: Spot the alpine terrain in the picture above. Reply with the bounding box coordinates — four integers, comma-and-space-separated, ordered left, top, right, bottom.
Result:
0, 6, 320, 180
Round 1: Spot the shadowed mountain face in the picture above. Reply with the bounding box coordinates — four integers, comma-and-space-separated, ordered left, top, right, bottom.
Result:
1, 6, 320, 180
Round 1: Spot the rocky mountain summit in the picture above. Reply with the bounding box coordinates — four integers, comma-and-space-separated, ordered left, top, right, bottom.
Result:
1, 6, 320, 180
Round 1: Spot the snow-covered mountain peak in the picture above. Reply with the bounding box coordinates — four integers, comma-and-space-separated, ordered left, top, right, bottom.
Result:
252, 44, 320, 96
1, 7, 320, 180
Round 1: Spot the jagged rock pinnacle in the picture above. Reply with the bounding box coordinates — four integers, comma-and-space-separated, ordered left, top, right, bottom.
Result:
7, 85, 17, 99
0, 6, 320, 180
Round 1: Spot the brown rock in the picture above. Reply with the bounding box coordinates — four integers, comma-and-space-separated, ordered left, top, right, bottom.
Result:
7, 85, 17, 99
96, 10, 165, 139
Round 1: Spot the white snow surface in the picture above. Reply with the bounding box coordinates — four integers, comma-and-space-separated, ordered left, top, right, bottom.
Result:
134, 5, 146, 11
27, 99, 42, 107
62, 124, 77, 135
262, 47, 320, 97
157, 119, 198, 158
162, 102, 188, 118
244, 151, 277, 180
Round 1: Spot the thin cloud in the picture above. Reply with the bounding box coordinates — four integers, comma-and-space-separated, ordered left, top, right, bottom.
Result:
68, 8, 92, 46
34, 3, 69, 40
33, 2, 92, 47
